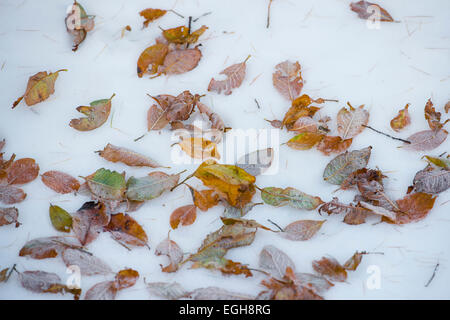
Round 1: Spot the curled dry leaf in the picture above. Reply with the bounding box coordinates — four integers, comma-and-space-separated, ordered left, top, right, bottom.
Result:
350, 1, 394, 22
316, 136, 353, 156
162, 25, 208, 45
281, 220, 325, 241
312, 256, 347, 282
170, 205, 197, 229
62, 248, 112, 276
323, 146, 372, 185
272, 60, 303, 101
282, 105, 320, 130
208, 55, 250, 95
86, 168, 126, 201
113, 269, 139, 290
337, 103, 369, 140
146, 282, 190, 300
261, 187, 323, 210
41, 171, 80, 194
19, 270, 81, 300
137, 43, 169, 77
197, 102, 225, 133
445, 101, 450, 114
126, 171, 179, 201
178, 137, 220, 160
343, 251, 366, 271
139, 8, 167, 28
188, 185, 219, 211
193, 160, 256, 209
412, 165, 450, 194
69, 94, 115, 131
97, 143, 163, 168
424, 99, 445, 131
0, 185, 26, 205
390, 103, 411, 132
49, 204, 72, 233
155, 236, 183, 272
105, 213, 148, 247
65, 1, 95, 51
220, 217, 274, 231
259, 245, 296, 279
357, 180, 398, 211
391, 192, 436, 224
0, 207, 20, 227
158, 48, 202, 75
19, 236, 81, 259
287, 132, 324, 150
236, 148, 273, 176
7, 158, 39, 185
12, 70, 67, 108
72, 202, 109, 246
402, 129, 448, 151
341, 168, 386, 190
319, 197, 370, 225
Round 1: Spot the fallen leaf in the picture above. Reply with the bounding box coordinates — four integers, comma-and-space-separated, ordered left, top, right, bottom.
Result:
0, 207, 20, 227
105, 213, 148, 247
289, 117, 319, 134
188, 185, 219, 211
390, 103, 411, 132
424, 99, 444, 131
41, 171, 80, 194
411, 165, 450, 194
162, 25, 207, 45
281, 220, 325, 241
97, 143, 163, 168
392, 192, 436, 224
147, 104, 170, 130
113, 269, 139, 290
170, 205, 197, 229
0, 185, 26, 204
155, 236, 183, 272
282, 105, 320, 130
197, 102, 225, 133
19, 270, 80, 300
85, 281, 116, 300
158, 48, 202, 75
222, 202, 262, 218
316, 136, 353, 156
65, 1, 95, 51
272, 60, 303, 101
69, 94, 115, 131
402, 129, 448, 151
323, 147, 372, 185
62, 248, 112, 276
139, 8, 167, 28
350, 1, 394, 22
7, 158, 39, 185
126, 171, 179, 201
337, 103, 369, 140
86, 168, 126, 201
178, 137, 220, 160
423, 155, 450, 169
312, 256, 347, 282
190, 287, 254, 300
319, 197, 370, 225
343, 251, 366, 271
286, 132, 324, 150
72, 202, 109, 246
208, 55, 250, 95
220, 217, 275, 231
19, 236, 80, 259
236, 148, 273, 176
259, 245, 296, 279
146, 282, 190, 300
49, 204, 72, 233
137, 43, 169, 77
13, 70, 67, 108
357, 180, 398, 211
261, 187, 323, 210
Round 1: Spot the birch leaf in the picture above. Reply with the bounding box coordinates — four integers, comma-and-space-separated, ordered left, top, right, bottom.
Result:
259, 245, 296, 279
49, 204, 72, 233
69, 94, 115, 131
390, 103, 411, 132
170, 205, 197, 229
125, 171, 179, 201
350, 1, 394, 22
62, 248, 112, 276
272, 60, 303, 101
281, 220, 325, 241
337, 103, 369, 140
97, 143, 163, 168
208, 55, 250, 95
41, 171, 80, 194
261, 187, 323, 210
12, 70, 67, 108
402, 129, 448, 151
323, 147, 372, 185
236, 148, 273, 176
155, 236, 183, 272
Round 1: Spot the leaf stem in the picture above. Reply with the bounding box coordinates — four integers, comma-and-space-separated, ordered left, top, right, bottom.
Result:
362, 124, 411, 144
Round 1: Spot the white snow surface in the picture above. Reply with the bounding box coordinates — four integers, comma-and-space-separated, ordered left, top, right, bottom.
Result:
0, 0, 449, 300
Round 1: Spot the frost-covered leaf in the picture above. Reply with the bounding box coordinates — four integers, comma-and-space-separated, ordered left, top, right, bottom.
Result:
261, 187, 323, 210
0, 185, 26, 205
272, 60, 303, 101
86, 168, 126, 201
424, 99, 446, 131
357, 180, 398, 211
281, 220, 325, 241
316, 136, 353, 156
126, 171, 179, 201
162, 25, 207, 45
337, 103, 369, 140
85, 281, 116, 300
222, 202, 262, 218
105, 213, 148, 247
390, 103, 411, 132
170, 205, 197, 229
402, 129, 448, 151
220, 217, 275, 231
350, 1, 394, 22
190, 287, 254, 300
7, 158, 39, 185
294, 273, 334, 294
323, 147, 372, 185
359, 201, 397, 221
197, 102, 225, 133
69, 94, 115, 131
147, 104, 169, 130
208, 55, 250, 95
158, 48, 202, 75
155, 236, 183, 273
41, 171, 80, 194
146, 282, 189, 300
97, 143, 163, 168
19, 270, 81, 299
319, 197, 370, 225
62, 248, 112, 276
49, 204, 72, 232
312, 256, 347, 282
343, 251, 366, 271
113, 269, 139, 290
236, 148, 273, 176
19, 236, 80, 259
0, 207, 19, 227
12, 70, 67, 108
392, 192, 436, 224
178, 137, 220, 160
412, 166, 450, 194
72, 202, 109, 246
259, 245, 296, 279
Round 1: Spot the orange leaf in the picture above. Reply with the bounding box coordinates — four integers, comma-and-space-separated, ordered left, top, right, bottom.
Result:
137, 43, 169, 77
188, 185, 219, 211
393, 192, 436, 224
139, 8, 167, 28
7, 158, 39, 185
170, 205, 197, 229
312, 256, 347, 282
178, 137, 220, 160
41, 171, 80, 194
106, 213, 148, 247
286, 132, 324, 150
390, 103, 411, 132
114, 269, 139, 290
316, 136, 353, 156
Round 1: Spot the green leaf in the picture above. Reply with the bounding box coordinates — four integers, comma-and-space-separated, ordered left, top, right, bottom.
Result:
261, 187, 323, 210
49, 205, 72, 233
126, 171, 179, 201
87, 168, 126, 200
323, 147, 372, 185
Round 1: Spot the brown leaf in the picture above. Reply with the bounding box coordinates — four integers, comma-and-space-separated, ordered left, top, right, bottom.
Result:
343, 251, 366, 271
341, 168, 386, 190
85, 281, 116, 300
445, 101, 450, 113
282, 105, 320, 130
147, 104, 170, 130
208, 55, 250, 95
312, 256, 347, 282
316, 136, 353, 156
65, 1, 95, 51
390, 103, 411, 132
72, 202, 109, 246
105, 213, 148, 247
19, 270, 80, 300
424, 98, 443, 131
197, 102, 225, 133
137, 43, 169, 77
350, 1, 394, 22
162, 25, 207, 45
114, 269, 139, 290
357, 179, 399, 211
392, 192, 436, 224
319, 197, 370, 225
281, 220, 325, 241
97, 143, 163, 168
337, 103, 369, 140
155, 236, 183, 272
188, 185, 219, 211
0, 207, 20, 227
158, 48, 202, 75
259, 245, 296, 279
19, 236, 81, 259
41, 171, 80, 194
272, 61, 303, 101
7, 158, 39, 185
139, 8, 167, 28
402, 129, 448, 151
170, 205, 197, 229
412, 165, 450, 194
69, 94, 115, 131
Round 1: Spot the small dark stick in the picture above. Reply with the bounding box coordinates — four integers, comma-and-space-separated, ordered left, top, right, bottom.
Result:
267, 219, 284, 232
193, 12, 212, 22
425, 262, 439, 287
254, 99, 261, 109
362, 124, 411, 144
266, 0, 273, 28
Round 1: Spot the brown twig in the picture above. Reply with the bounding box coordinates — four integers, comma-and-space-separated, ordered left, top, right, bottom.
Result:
425, 262, 439, 287
266, 0, 273, 28
362, 125, 411, 144
254, 99, 261, 109
267, 219, 284, 232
